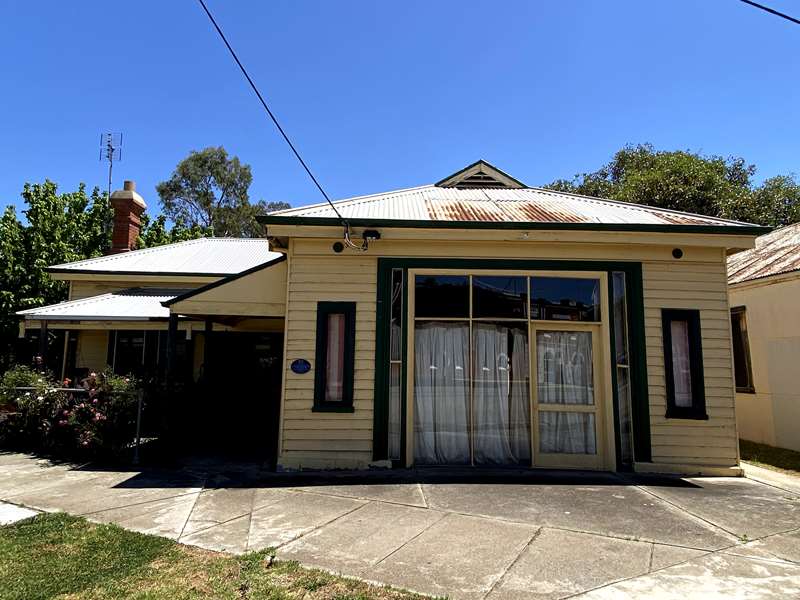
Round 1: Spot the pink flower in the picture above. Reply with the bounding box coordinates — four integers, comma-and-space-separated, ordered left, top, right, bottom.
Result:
92, 398, 98, 405
62, 410, 69, 416
89, 372, 96, 378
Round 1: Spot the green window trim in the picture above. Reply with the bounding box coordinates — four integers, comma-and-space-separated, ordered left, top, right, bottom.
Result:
372, 258, 652, 465
730, 305, 755, 394
661, 309, 708, 420
314, 301, 356, 413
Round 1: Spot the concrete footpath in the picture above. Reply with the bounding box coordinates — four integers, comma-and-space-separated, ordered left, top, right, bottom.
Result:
1, 452, 799, 599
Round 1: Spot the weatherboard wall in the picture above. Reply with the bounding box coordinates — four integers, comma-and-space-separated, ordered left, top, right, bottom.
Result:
277, 234, 740, 474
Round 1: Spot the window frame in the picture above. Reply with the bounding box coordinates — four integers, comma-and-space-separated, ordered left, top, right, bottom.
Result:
661, 309, 707, 420
730, 306, 755, 394
313, 301, 357, 412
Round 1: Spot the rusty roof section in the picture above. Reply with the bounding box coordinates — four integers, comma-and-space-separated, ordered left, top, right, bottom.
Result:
728, 223, 800, 285
267, 183, 759, 228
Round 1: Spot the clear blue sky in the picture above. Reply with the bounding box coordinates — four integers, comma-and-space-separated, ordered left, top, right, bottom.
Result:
1, 0, 798, 216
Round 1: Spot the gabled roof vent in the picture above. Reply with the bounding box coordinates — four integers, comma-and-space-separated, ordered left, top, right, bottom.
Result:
435, 159, 526, 189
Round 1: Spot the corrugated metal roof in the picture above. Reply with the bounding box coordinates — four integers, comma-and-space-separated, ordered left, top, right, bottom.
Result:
728, 223, 800, 285
17, 288, 180, 321
49, 238, 280, 276
268, 184, 756, 228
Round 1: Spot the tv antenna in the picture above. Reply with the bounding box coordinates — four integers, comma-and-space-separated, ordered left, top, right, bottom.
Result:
100, 133, 122, 202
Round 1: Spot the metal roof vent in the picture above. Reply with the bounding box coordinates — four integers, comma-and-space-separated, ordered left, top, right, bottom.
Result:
435, 159, 526, 189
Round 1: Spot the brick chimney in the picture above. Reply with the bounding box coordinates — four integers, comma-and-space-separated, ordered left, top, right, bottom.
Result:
109, 180, 147, 254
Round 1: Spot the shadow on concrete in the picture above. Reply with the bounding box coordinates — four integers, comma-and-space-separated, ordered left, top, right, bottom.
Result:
97, 461, 702, 490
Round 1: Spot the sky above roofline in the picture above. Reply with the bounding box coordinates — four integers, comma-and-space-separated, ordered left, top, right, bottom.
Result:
1, 1, 798, 219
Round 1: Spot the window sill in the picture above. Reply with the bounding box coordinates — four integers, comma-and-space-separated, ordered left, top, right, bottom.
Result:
736, 387, 756, 395
664, 410, 709, 421
312, 405, 355, 413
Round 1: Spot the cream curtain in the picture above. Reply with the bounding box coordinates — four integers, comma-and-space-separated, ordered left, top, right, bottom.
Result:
537, 331, 596, 454
670, 320, 693, 407
413, 322, 470, 464
472, 324, 530, 465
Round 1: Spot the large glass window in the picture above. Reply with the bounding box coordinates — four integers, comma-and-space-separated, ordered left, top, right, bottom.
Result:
415, 275, 469, 318
731, 306, 754, 393
472, 276, 528, 319
530, 277, 600, 322
314, 302, 356, 411
413, 274, 532, 466
662, 309, 706, 419
411, 272, 608, 467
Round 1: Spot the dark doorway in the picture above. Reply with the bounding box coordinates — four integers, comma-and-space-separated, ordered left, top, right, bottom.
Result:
198, 331, 283, 467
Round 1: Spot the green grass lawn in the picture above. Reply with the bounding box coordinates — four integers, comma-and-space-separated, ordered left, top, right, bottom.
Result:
0, 512, 426, 600
740, 439, 800, 476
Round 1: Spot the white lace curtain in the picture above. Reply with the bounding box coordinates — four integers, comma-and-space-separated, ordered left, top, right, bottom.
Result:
536, 331, 596, 454
414, 322, 531, 465
413, 322, 470, 464
670, 320, 693, 407
473, 324, 530, 465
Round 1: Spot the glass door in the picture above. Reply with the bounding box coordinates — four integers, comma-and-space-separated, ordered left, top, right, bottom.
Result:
531, 324, 603, 469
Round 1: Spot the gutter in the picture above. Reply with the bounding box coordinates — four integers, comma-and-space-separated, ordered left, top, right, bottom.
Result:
256, 215, 772, 236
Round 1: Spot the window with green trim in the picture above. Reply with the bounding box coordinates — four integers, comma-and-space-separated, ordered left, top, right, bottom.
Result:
314, 302, 356, 412
661, 309, 707, 419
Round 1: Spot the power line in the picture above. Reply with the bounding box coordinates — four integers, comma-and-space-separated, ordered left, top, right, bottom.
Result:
196, 0, 346, 223
739, 0, 800, 26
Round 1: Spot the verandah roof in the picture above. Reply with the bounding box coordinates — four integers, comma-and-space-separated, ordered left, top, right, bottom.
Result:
17, 288, 181, 322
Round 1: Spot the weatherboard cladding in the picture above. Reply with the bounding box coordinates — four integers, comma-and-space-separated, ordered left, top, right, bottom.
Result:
17, 288, 180, 320
268, 184, 755, 228
48, 238, 280, 276
727, 223, 800, 284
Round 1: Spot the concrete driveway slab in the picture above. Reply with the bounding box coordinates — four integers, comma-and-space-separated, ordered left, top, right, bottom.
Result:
290, 482, 428, 507
750, 530, 800, 564
180, 513, 252, 554
489, 528, 652, 600
87, 492, 201, 539
278, 500, 445, 573
247, 490, 366, 551
640, 477, 800, 539
369, 512, 536, 600
4, 452, 800, 600
578, 551, 800, 599
181, 487, 255, 536
421, 481, 734, 549
649, 544, 708, 570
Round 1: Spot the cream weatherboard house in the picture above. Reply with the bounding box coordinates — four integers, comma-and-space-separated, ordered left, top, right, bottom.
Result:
727, 223, 800, 453
19, 162, 768, 474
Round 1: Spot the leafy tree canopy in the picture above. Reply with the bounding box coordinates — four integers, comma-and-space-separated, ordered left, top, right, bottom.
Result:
0, 182, 112, 371
545, 143, 800, 227
156, 146, 291, 237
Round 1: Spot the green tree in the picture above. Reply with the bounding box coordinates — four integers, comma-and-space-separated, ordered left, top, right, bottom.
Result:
0, 182, 113, 372
546, 143, 800, 227
718, 174, 800, 227
156, 146, 290, 237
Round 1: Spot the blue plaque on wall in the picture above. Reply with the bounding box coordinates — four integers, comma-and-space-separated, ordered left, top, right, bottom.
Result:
290, 359, 311, 374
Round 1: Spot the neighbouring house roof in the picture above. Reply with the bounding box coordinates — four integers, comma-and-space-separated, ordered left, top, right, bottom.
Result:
17, 288, 181, 321
727, 223, 800, 285
259, 160, 768, 235
48, 238, 281, 277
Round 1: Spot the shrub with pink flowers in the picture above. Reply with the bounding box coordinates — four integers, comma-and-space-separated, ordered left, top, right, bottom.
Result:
0, 364, 140, 459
